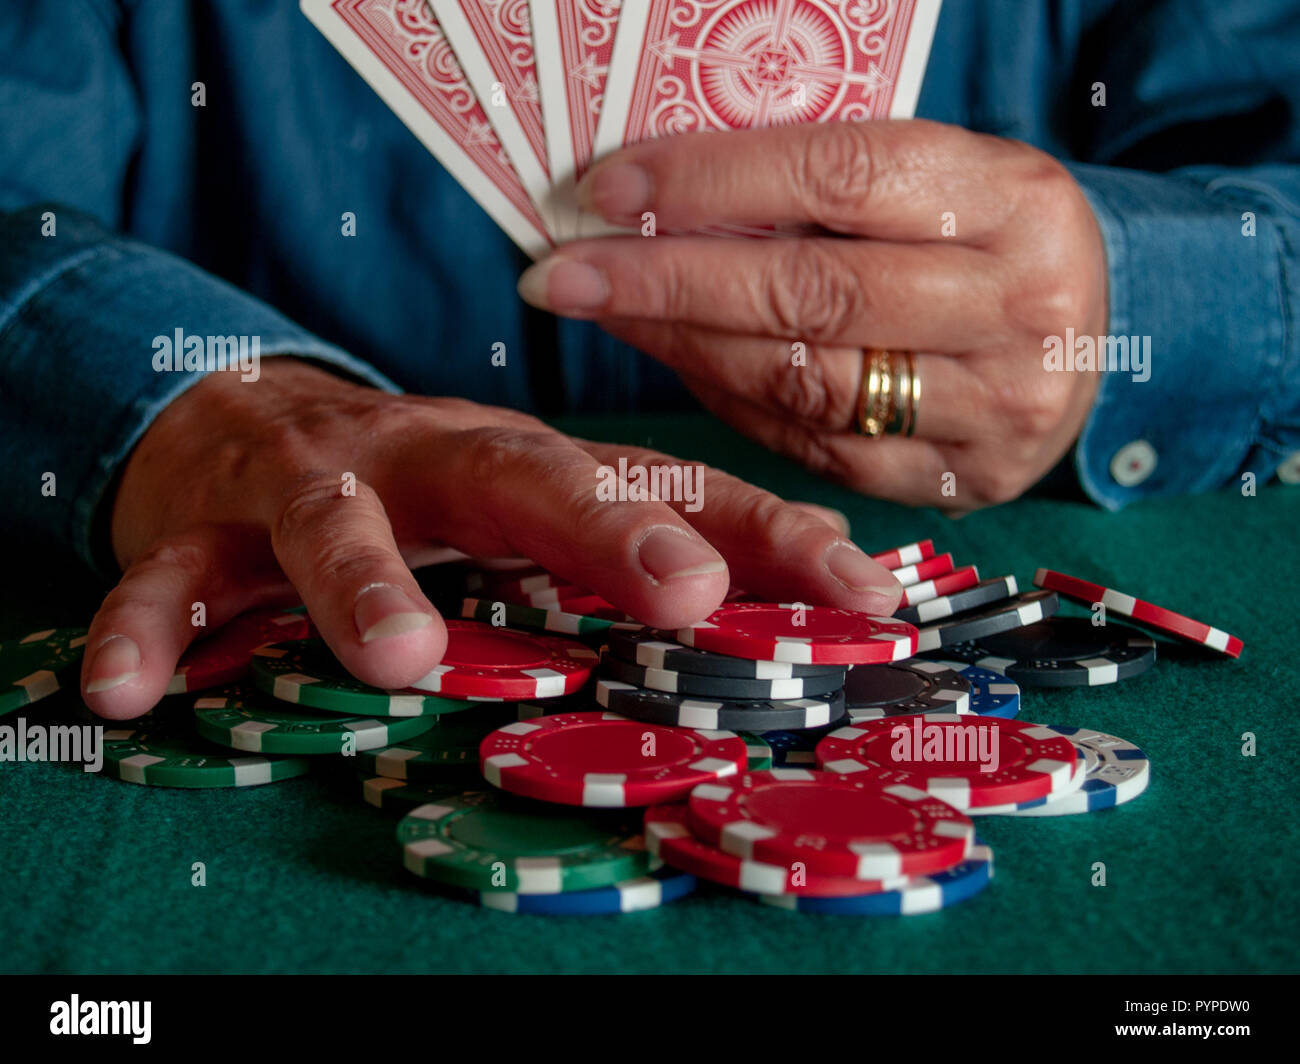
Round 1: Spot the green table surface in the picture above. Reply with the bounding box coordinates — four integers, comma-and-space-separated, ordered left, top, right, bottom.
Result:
2, 414, 1298, 974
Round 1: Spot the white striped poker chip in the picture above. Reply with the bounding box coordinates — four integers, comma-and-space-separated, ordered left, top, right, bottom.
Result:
964, 744, 1089, 815
605, 626, 843, 680
923, 662, 1020, 718
894, 576, 1018, 626
941, 617, 1156, 687
889, 551, 955, 587
815, 713, 1078, 810
597, 648, 844, 701
407, 621, 597, 700
475, 863, 697, 915
896, 565, 980, 609
595, 677, 846, 731
479, 711, 748, 807
675, 603, 917, 665
912, 590, 1058, 653
843, 660, 971, 720
869, 539, 934, 569
989, 725, 1150, 816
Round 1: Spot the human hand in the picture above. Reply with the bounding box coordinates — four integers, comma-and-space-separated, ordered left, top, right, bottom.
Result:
83, 358, 902, 718
518, 119, 1108, 509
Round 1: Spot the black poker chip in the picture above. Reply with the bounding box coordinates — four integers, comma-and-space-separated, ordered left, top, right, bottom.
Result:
894, 576, 1018, 625
597, 649, 845, 701
913, 590, 1059, 653
843, 661, 971, 719
933, 617, 1157, 687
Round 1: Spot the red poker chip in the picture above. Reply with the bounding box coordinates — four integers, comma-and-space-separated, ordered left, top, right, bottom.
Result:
1034, 569, 1244, 659
687, 768, 974, 879
407, 620, 597, 700
897, 566, 981, 608
479, 711, 747, 807
890, 551, 955, 587
869, 539, 935, 570
168, 609, 310, 694
644, 803, 911, 896
815, 714, 1077, 809
675, 603, 917, 665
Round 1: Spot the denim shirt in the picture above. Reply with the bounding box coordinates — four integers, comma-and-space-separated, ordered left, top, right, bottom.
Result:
2, 0, 1298, 575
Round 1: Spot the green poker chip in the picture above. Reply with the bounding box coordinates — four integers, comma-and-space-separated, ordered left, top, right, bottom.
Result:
359, 774, 467, 814
397, 789, 650, 894
0, 627, 89, 716
250, 639, 479, 717
102, 721, 311, 788
359, 703, 520, 782
193, 684, 437, 754
737, 731, 773, 770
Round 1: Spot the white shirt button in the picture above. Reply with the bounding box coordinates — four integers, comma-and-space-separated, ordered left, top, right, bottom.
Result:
1277, 452, 1300, 485
1110, 440, 1158, 487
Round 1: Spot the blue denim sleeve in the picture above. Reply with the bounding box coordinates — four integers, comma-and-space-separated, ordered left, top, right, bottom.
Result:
0, 207, 397, 577
1067, 163, 1300, 508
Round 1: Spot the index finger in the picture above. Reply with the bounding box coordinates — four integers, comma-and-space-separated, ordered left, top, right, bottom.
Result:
577, 119, 1022, 241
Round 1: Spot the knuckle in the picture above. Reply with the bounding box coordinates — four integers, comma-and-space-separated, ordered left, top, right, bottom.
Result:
275, 473, 374, 541
762, 352, 837, 424
766, 242, 865, 340
970, 463, 1028, 506
799, 123, 878, 223
130, 539, 213, 581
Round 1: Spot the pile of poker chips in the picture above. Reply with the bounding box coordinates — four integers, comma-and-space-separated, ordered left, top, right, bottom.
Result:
0, 543, 1244, 915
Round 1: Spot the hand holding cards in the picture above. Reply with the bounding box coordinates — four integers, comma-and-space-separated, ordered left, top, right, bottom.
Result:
301, 0, 942, 251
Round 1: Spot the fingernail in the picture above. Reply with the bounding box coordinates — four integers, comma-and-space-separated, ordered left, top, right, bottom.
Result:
85, 635, 141, 693
636, 526, 726, 584
354, 584, 433, 644
517, 257, 609, 314
576, 162, 653, 221
825, 540, 899, 594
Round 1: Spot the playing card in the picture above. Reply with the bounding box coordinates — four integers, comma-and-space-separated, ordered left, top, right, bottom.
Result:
597, 0, 942, 159
301, 0, 552, 258
429, 0, 555, 231
529, 0, 626, 238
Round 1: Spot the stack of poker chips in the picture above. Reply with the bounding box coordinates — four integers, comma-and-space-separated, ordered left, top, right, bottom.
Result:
8, 538, 1246, 915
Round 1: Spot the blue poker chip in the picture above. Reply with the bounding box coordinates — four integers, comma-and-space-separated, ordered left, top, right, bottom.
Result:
761, 726, 837, 767
474, 863, 696, 915
997, 725, 1150, 817
925, 662, 1020, 718
752, 843, 993, 915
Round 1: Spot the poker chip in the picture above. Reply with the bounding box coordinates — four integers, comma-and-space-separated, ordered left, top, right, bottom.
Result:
595, 678, 846, 731
687, 768, 974, 879
869, 539, 934, 569
193, 685, 437, 754
889, 552, 955, 587
761, 728, 835, 768
605, 627, 843, 680
675, 603, 917, 665
101, 721, 311, 788
942, 617, 1157, 687
461, 597, 641, 642
738, 732, 773, 770
359, 775, 467, 813
912, 590, 1058, 653
251, 640, 479, 716
643, 802, 911, 897
924, 662, 1021, 718
1034, 568, 1244, 658
0, 627, 88, 716
896, 566, 981, 608
992, 725, 1150, 816
518, 590, 623, 617
474, 863, 697, 915
406, 620, 596, 700
894, 576, 1018, 625
359, 704, 519, 781
843, 660, 971, 720
597, 648, 845, 701
967, 744, 1088, 814
479, 711, 747, 807
397, 790, 649, 893
167, 609, 310, 694
754, 843, 994, 915
816, 714, 1078, 810
465, 565, 556, 595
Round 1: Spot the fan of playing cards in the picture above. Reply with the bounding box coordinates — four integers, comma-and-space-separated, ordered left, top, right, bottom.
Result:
302, 0, 941, 258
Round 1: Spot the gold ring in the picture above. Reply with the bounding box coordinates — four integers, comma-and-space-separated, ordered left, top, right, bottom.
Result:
856, 349, 920, 437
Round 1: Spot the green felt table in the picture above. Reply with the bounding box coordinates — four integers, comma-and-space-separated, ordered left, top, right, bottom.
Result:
2, 414, 1297, 974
